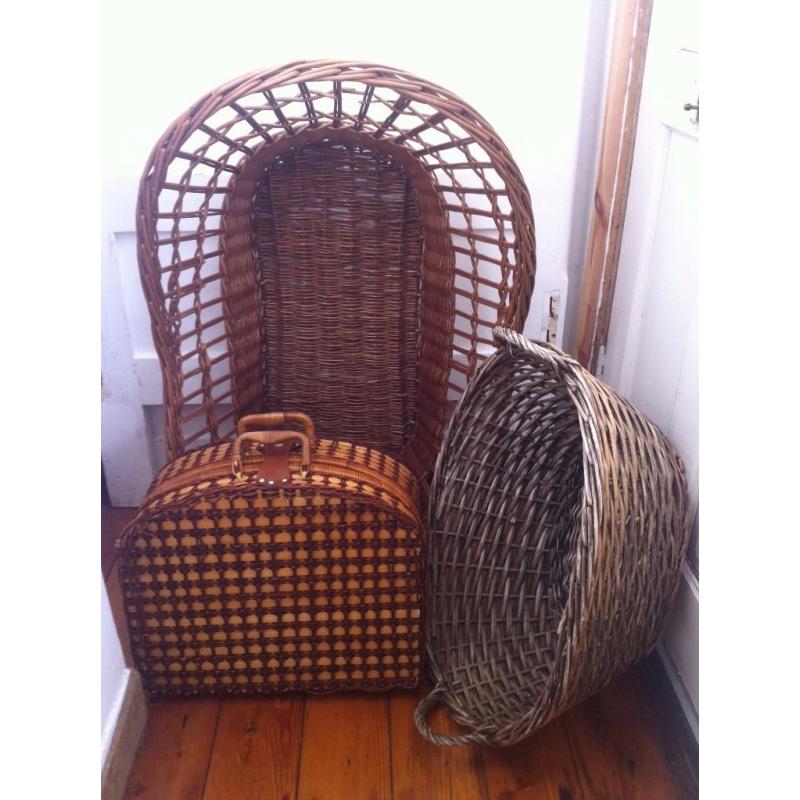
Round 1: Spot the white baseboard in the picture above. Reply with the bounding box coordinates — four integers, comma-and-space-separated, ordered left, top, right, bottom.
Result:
656, 641, 698, 741
101, 669, 147, 800
102, 667, 130, 765
656, 559, 699, 741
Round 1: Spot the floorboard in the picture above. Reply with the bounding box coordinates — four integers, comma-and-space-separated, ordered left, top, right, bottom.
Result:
203, 696, 305, 800
640, 655, 699, 789
122, 698, 220, 800
296, 693, 392, 800
482, 717, 586, 800
560, 665, 695, 800
390, 686, 487, 800
104, 552, 133, 667
102, 507, 136, 580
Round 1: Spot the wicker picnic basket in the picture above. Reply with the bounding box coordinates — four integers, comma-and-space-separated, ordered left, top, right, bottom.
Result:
414, 328, 691, 746
136, 60, 536, 487
118, 412, 425, 696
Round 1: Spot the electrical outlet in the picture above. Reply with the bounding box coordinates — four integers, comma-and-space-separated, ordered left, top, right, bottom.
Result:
542, 290, 560, 344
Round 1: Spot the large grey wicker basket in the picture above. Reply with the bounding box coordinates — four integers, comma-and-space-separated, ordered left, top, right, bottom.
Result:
414, 328, 690, 746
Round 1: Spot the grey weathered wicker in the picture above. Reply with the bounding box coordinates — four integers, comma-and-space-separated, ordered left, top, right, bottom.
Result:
414, 328, 690, 746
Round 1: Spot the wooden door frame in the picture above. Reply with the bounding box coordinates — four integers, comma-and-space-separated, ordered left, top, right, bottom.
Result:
575, 0, 654, 372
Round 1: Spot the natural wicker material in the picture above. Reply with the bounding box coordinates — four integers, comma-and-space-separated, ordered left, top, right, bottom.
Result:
414, 328, 690, 746
136, 61, 536, 482
118, 412, 424, 696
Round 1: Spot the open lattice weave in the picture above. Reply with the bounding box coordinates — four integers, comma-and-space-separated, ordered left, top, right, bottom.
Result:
137, 61, 535, 482
414, 328, 690, 746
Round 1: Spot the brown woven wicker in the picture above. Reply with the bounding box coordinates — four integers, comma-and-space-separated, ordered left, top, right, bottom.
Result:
414, 328, 690, 746
118, 412, 424, 696
136, 61, 536, 483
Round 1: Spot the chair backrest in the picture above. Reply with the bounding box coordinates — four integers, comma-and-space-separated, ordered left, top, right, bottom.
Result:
137, 61, 536, 480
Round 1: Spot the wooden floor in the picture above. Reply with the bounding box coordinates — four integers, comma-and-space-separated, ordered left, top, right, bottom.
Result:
103, 507, 698, 800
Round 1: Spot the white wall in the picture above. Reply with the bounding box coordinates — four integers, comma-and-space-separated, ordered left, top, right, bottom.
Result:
102, 0, 610, 359
101, 577, 129, 764
562, 0, 617, 354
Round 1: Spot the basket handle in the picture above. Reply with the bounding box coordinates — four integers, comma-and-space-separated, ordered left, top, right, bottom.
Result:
231, 430, 311, 479
236, 411, 317, 449
413, 686, 489, 747
493, 326, 581, 370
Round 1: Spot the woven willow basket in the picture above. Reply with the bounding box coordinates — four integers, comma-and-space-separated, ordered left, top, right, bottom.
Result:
414, 328, 690, 746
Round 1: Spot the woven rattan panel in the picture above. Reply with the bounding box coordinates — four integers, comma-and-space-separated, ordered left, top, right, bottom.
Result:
120, 487, 422, 696
137, 62, 537, 471
253, 141, 423, 456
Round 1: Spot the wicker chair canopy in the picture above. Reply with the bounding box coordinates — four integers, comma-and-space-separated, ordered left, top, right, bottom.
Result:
137, 61, 536, 481
415, 328, 690, 746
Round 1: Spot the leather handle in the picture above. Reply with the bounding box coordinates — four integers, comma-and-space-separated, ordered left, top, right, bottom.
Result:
236, 412, 317, 449
231, 430, 311, 479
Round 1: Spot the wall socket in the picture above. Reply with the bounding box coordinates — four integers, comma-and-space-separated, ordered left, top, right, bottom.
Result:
542, 290, 560, 344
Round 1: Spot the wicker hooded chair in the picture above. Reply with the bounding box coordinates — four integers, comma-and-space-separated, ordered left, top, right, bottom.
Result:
137, 61, 536, 485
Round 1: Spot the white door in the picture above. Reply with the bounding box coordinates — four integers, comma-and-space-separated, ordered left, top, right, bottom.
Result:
601, 0, 699, 729
101, 178, 163, 506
